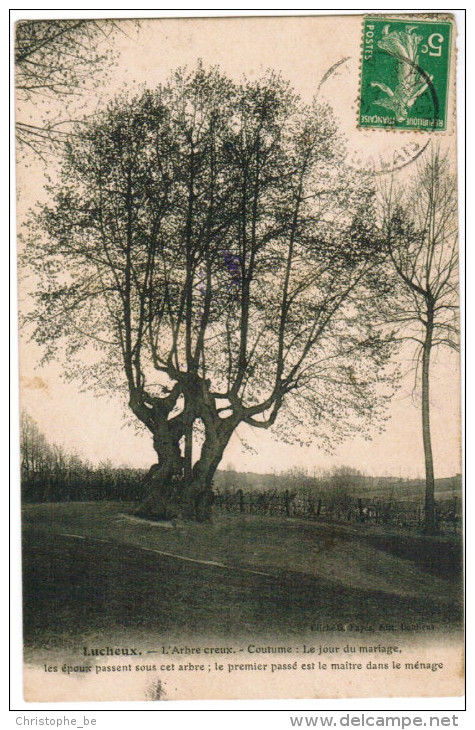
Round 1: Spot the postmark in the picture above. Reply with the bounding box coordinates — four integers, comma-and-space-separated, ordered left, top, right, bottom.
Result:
318, 57, 431, 175
359, 18, 452, 131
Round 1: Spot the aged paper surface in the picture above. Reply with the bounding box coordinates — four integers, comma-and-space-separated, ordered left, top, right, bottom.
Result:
15, 13, 462, 703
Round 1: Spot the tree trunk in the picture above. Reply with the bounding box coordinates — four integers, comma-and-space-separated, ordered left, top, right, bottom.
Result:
135, 431, 183, 521
180, 425, 232, 522
422, 320, 437, 533
184, 420, 193, 484
135, 403, 234, 522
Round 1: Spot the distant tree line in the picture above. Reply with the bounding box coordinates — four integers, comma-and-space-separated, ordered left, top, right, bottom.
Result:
20, 410, 460, 530
20, 410, 146, 503
215, 465, 461, 501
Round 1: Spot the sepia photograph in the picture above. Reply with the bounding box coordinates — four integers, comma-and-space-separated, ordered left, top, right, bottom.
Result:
14, 12, 463, 703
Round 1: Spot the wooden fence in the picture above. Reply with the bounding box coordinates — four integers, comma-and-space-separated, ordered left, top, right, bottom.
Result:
213, 488, 461, 532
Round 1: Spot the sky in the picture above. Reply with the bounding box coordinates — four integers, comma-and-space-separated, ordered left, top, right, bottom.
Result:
16, 15, 462, 478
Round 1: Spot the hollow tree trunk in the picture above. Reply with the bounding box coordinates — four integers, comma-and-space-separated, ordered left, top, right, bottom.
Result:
181, 424, 233, 522
422, 319, 437, 534
135, 431, 183, 521
184, 420, 193, 485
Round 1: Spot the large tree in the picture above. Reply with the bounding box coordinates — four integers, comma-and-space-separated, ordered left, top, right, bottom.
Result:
379, 147, 459, 533
22, 66, 396, 520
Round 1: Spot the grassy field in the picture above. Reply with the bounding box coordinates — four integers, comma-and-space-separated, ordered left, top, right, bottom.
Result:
22, 502, 463, 652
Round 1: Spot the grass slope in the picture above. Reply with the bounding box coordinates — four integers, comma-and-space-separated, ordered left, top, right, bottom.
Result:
22, 502, 463, 649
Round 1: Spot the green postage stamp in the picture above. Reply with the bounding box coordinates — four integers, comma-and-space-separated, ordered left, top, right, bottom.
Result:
359, 17, 452, 131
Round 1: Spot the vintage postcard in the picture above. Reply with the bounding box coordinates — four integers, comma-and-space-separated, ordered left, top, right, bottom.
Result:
15, 13, 463, 703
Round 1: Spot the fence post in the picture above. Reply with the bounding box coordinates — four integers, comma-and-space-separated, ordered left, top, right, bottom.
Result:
358, 497, 364, 522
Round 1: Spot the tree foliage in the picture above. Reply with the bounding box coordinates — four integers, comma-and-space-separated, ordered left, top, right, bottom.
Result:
15, 19, 135, 158
23, 66, 397, 520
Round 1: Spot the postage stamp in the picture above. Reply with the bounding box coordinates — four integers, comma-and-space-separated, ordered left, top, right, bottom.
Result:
359, 17, 452, 131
